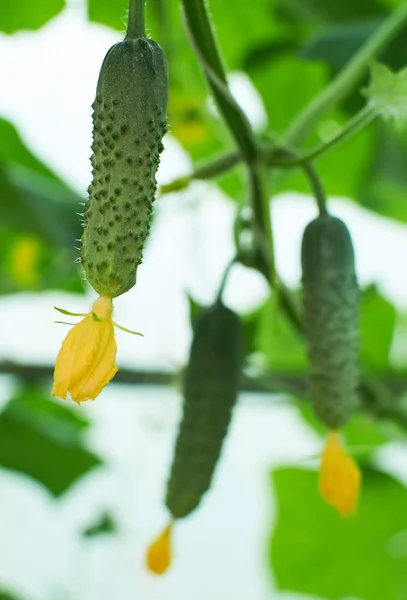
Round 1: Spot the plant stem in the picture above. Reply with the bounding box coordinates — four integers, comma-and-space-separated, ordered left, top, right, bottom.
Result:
160, 105, 376, 195
181, 0, 257, 161
125, 0, 145, 40
160, 151, 241, 194
284, 2, 407, 147
302, 162, 328, 216
296, 106, 377, 165
249, 161, 277, 287
216, 257, 237, 303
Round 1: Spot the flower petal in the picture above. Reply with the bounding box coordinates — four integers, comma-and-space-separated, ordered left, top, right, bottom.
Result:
146, 524, 172, 575
319, 431, 361, 516
52, 315, 102, 400
69, 319, 118, 403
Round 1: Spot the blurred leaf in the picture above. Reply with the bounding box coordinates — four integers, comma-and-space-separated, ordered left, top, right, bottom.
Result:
358, 123, 407, 222
271, 466, 407, 600
87, 0, 127, 30
298, 402, 401, 452
256, 295, 307, 371
0, 389, 101, 496
82, 511, 117, 537
360, 285, 396, 370
0, 592, 24, 600
302, 21, 407, 72
301, 20, 381, 69
275, 0, 386, 26
0, 0, 65, 33
251, 56, 327, 135
277, 117, 374, 198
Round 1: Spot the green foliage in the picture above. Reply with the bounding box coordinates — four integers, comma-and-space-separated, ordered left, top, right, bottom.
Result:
271, 466, 407, 600
0, 0, 65, 33
0, 592, 24, 600
0, 389, 101, 496
360, 284, 396, 370
82, 511, 117, 537
364, 60, 407, 126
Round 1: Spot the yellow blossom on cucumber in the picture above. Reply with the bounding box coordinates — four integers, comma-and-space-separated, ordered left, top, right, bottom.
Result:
319, 431, 361, 516
52, 295, 142, 404
146, 524, 173, 575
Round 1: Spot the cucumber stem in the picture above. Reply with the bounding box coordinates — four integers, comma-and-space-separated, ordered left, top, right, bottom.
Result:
125, 0, 145, 40
302, 162, 328, 217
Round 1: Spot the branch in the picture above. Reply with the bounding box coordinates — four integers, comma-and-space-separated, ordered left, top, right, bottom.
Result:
2, 360, 407, 428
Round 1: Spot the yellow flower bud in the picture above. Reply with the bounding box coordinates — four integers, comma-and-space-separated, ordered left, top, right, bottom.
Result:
319, 431, 361, 516
146, 524, 172, 575
52, 296, 118, 403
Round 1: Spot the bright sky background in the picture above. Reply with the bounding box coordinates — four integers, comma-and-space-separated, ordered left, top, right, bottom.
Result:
0, 1, 407, 599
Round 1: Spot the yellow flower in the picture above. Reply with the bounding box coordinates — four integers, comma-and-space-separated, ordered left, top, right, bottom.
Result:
319, 431, 361, 516
52, 294, 142, 403
146, 524, 172, 575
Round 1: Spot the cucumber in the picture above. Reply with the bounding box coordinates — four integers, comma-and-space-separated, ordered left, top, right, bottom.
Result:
166, 302, 244, 518
301, 215, 359, 429
81, 36, 168, 298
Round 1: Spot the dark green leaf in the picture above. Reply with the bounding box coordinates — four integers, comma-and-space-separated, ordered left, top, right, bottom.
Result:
0, 389, 101, 496
0, 592, 24, 600
0, 0, 65, 33
275, 0, 386, 26
271, 466, 407, 600
82, 511, 117, 538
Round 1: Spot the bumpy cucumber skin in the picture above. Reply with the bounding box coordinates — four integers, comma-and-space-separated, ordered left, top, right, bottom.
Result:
301, 215, 359, 429
166, 303, 244, 519
81, 38, 168, 298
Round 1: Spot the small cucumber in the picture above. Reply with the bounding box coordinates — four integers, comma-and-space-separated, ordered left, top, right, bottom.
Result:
301, 215, 359, 429
166, 302, 244, 519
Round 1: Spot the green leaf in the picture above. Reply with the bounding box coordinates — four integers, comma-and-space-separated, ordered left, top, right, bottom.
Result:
82, 511, 117, 538
271, 466, 407, 600
298, 402, 402, 453
363, 60, 407, 127
274, 0, 386, 25
0, 389, 101, 496
0, 0, 65, 33
256, 295, 307, 371
360, 284, 397, 370
87, 0, 127, 30
0, 592, 24, 600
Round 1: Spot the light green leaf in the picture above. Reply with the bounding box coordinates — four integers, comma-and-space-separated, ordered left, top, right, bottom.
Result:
0, 0, 65, 33
0, 389, 101, 496
364, 60, 407, 127
256, 295, 307, 371
360, 284, 397, 370
271, 466, 407, 600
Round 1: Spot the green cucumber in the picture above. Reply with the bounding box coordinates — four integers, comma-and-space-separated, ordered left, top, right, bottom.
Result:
81, 36, 168, 298
301, 215, 359, 429
166, 302, 244, 519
